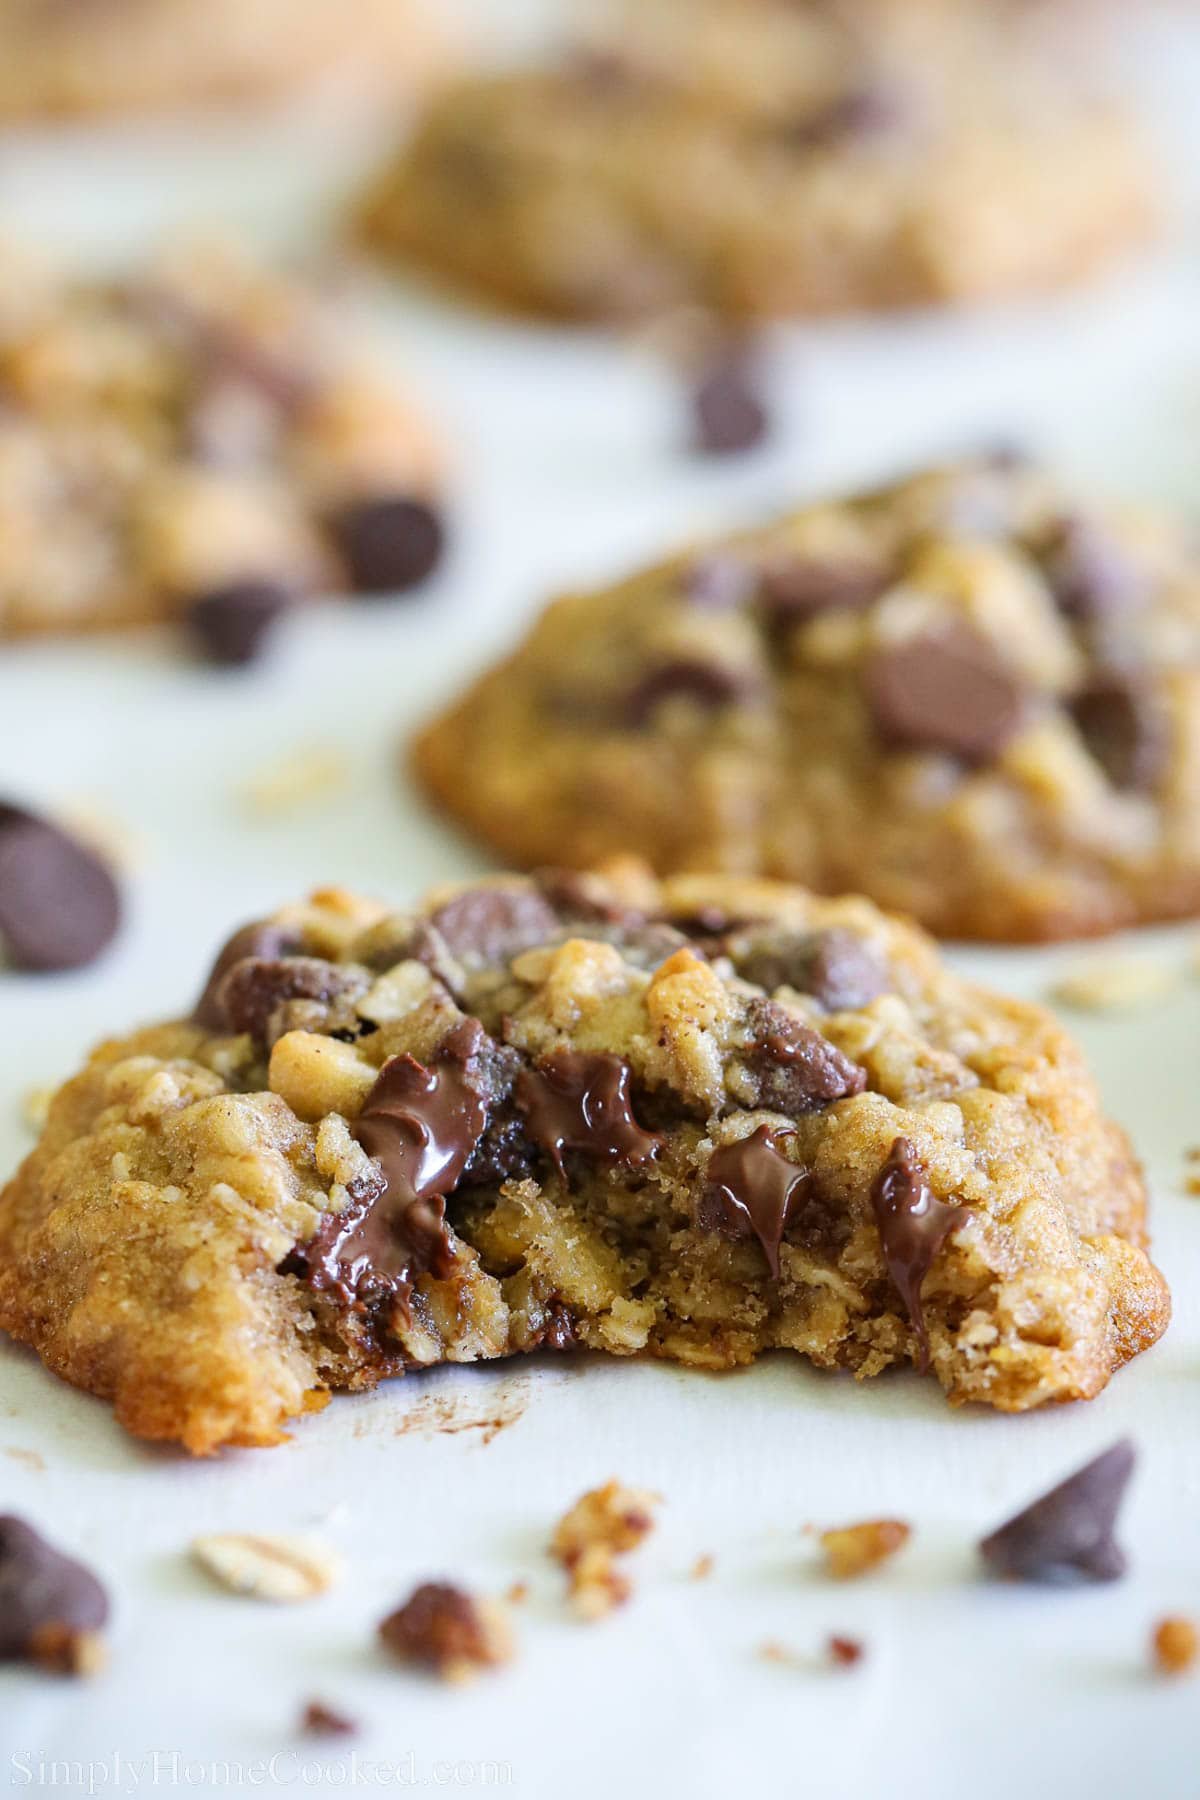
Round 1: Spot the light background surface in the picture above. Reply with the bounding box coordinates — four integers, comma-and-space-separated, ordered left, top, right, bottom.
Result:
2, 10, 1200, 1797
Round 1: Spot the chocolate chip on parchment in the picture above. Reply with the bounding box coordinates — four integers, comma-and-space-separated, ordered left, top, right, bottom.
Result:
625, 658, 756, 726
0, 803, 121, 973
184, 578, 294, 667
1037, 515, 1147, 625
700, 1125, 811, 1279
869, 1137, 968, 1372
428, 886, 559, 967
1069, 672, 1167, 792
759, 555, 890, 623
743, 997, 867, 1114
690, 350, 770, 456
0, 1515, 109, 1674
331, 495, 445, 595
980, 1440, 1135, 1585
736, 927, 890, 1010
193, 918, 304, 1028
515, 1050, 662, 1176
864, 625, 1024, 761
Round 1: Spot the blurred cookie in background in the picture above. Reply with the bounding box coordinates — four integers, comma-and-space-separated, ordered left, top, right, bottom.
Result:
412, 454, 1200, 943
0, 0, 448, 122
0, 241, 447, 654
356, 0, 1154, 322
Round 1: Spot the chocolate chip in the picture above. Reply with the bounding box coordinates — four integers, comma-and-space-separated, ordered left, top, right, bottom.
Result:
690, 351, 770, 456
515, 1050, 662, 1176
0, 802, 120, 973
869, 1138, 968, 1372
625, 659, 756, 726
331, 496, 445, 595
742, 997, 867, 1114
736, 927, 890, 1011
428, 886, 559, 967
212, 955, 364, 1045
1037, 515, 1147, 624
759, 555, 890, 623
1069, 673, 1167, 791
301, 1700, 359, 1738
864, 625, 1024, 762
979, 1440, 1135, 1585
700, 1125, 811, 1278
183, 579, 293, 667
0, 1516, 109, 1669
193, 919, 304, 1029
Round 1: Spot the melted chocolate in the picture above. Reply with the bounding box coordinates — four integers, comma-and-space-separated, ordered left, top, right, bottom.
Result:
514, 1051, 662, 1176
284, 1020, 489, 1316
701, 1126, 811, 1279
869, 1138, 968, 1371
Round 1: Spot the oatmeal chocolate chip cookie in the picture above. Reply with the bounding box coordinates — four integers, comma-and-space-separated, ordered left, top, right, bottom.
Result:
356, 0, 1150, 320
413, 457, 1200, 942
0, 869, 1167, 1452
0, 0, 445, 121
0, 241, 445, 640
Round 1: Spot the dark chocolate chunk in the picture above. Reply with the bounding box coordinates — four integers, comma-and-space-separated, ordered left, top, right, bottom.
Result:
0, 1516, 109, 1668
301, 1700, 359, 1737
742, 997, 867, 1114
700, 1125, 811, 1278
283, 1019, 490, 1314
864, 624, 1024, 762
759, 556, 890, 622
539, 1303, 578, 1353
0, 802, 120, 973
979, 1440, 1135, 1585
183, 578, 293, 667
684, 554, 758, 611
869, 1138, 968, 1372
625, 658, 756, 726
1069, 673, 1168, 791
193, 918, 304, 1028
515, 1050, 662, 1176
211, 955, 364, 1045
690, 351, 770, 456
428, 886, 559, 967
735, 927, 890, 1010
536, 868, 648, 930
331, 495, 445, 595
1037, 515, 1147, 624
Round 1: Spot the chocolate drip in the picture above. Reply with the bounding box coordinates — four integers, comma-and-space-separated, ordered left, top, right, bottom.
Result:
701, 1126, 811, 1279
515, 1050, 662, 1176
869, 1138, 968, 1371
284, 1019, 489, 1315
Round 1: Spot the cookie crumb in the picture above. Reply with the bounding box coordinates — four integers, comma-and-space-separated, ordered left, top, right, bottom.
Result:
1048, 958, 1172, 1013
301, 1700, 359, 1737
758, 1639, 797, 1667
190, 1532, 341, 1602
379, 1582, 513, 1683
1152, 1617, 1198, 1676
551, 1480, 659, 1620
827, 1634, 866, 1668
28, 1624, 107, 1678
236, 745, 351, 816
690, 1553, 715, 1581
818, 1518, 910, 1580
504, 1580, 529, 1606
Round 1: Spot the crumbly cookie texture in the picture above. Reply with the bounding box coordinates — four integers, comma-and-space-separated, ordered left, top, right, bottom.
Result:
0, 241, 442, 637
414, 457, 1200, 942
0, 869, 1167, 1453
0, 0, 445, 120
357, 0, 1150, 320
